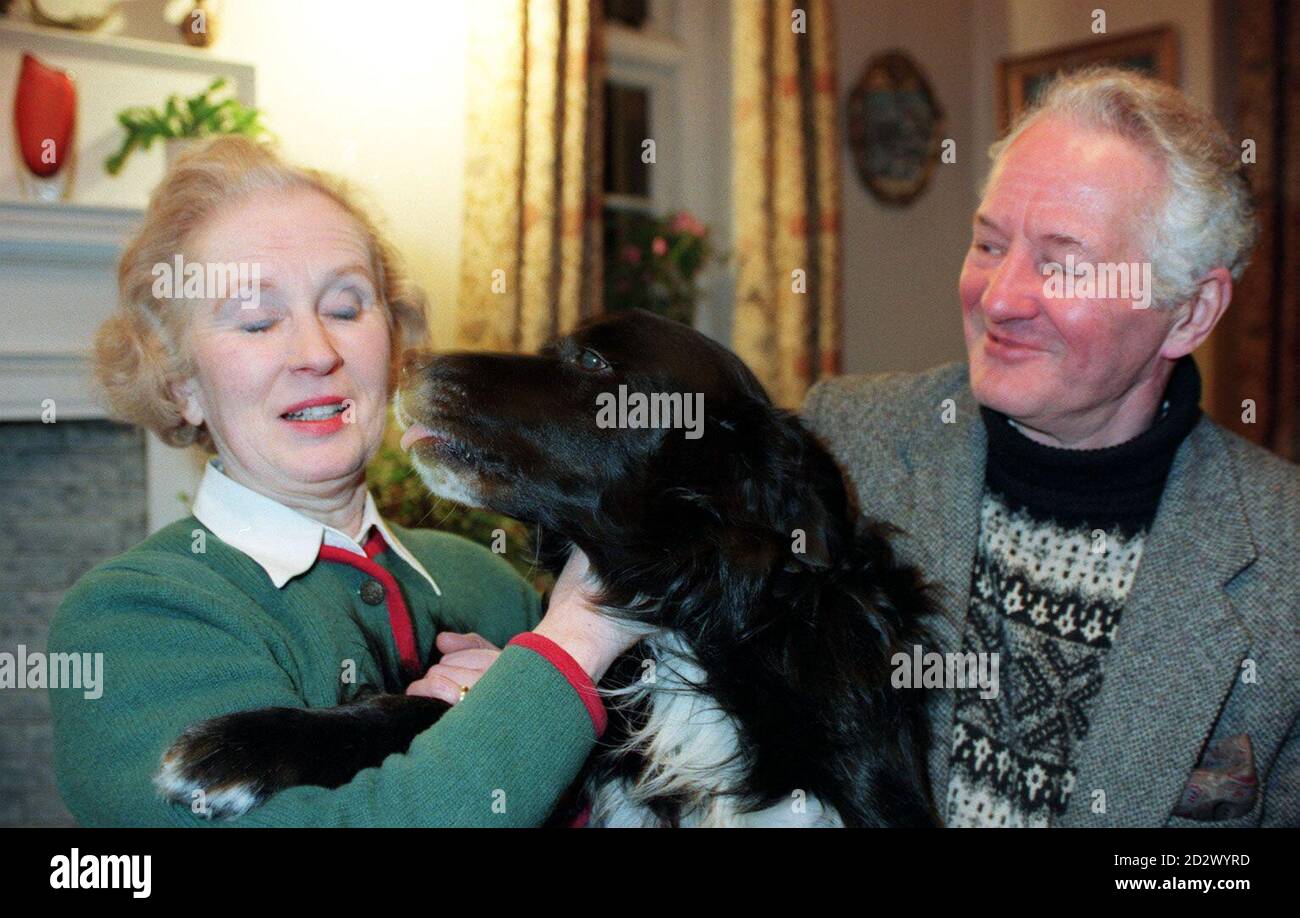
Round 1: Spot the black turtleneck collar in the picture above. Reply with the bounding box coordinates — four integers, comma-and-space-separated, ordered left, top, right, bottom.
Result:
980, 355, 1202, 535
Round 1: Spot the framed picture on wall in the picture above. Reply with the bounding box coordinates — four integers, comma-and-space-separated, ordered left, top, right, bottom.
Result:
845, 50, 946, 207
997, 25, 1180, 132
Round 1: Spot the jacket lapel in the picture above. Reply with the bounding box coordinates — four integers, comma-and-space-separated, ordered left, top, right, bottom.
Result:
1058, 420, 1256, 826
904, 383, 986, 805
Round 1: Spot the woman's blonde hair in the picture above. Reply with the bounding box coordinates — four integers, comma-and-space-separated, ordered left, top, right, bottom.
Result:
94, 136, 429, 450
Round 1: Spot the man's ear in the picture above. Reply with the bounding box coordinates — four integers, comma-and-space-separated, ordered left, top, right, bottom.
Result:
170, 378, 204, 427
1161, 266, 1233, 360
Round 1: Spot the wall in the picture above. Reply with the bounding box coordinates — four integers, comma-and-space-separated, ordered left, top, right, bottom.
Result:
833, 0, 975, 376
978, 0, 1216, 206
211, 1, 470, 349
1004, 0, 1214, 107
831, 0, 1220, 381
68, 0, 472, 350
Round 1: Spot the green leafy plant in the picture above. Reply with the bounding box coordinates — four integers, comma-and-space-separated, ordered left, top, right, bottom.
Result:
367, 430, 552, 595
104, 77, 272, 175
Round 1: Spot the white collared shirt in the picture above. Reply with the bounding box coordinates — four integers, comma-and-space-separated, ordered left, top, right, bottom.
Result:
191, 457, 441, 595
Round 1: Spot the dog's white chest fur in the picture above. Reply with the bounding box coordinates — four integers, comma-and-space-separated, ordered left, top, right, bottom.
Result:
587, 632, 843, 828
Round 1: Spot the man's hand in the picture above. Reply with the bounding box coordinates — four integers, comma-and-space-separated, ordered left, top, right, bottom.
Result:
405, 631, 501, 704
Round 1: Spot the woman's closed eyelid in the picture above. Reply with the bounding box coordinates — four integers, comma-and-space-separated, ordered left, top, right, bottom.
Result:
324, 282, 373, 307
323, 289, 370, 317
220, 278, 373, 326
228, 300, 283, 331
240, 316, 277, 333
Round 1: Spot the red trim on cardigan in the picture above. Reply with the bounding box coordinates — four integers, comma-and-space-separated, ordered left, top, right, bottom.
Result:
507, 632, 607, 737
318, 530, 420, 678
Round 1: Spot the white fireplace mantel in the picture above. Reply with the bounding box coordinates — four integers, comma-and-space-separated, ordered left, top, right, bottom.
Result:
0, 199, 143, 420
0, 199, 206, 532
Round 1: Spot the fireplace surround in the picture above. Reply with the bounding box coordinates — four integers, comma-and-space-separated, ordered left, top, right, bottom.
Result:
0, 200, 207, 826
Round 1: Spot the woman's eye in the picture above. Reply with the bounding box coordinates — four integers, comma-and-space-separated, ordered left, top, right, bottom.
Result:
575, 348, 609, 372
241, 319, 274, 333
324, 285, 370, 318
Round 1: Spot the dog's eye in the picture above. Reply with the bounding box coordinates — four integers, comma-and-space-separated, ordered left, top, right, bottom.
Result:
574, 348, 609, 372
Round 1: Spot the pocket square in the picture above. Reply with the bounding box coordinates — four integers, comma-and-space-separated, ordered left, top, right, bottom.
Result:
1173, 733, 1258, 821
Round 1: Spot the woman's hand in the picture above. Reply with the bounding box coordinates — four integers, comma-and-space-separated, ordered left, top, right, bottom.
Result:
532, 547, 648, 683
405, 548, 645, 703
405, 631, 500, 704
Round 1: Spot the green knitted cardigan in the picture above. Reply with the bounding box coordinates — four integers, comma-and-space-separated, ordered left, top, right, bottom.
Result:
47, 516, 599, 827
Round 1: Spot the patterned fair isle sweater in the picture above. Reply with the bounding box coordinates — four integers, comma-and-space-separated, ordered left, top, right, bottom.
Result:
945, 357, 1202, 827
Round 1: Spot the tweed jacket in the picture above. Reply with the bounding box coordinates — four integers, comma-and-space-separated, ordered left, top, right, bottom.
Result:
803, 362, 1299, 827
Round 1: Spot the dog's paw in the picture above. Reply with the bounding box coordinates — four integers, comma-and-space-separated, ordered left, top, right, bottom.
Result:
154, 708, 302, 820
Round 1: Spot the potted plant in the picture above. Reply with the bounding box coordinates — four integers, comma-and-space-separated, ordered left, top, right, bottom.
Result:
104, 77, 272, 175
604, 210, 713, 325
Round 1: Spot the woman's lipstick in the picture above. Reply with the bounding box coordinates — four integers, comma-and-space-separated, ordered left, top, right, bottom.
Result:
280, 396, 350, 437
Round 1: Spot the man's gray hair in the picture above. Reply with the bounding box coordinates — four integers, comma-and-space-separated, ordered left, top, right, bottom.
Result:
988, 67, 1257, 308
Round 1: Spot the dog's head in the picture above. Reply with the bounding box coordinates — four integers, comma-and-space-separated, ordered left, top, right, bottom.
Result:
396, 310, 849, 622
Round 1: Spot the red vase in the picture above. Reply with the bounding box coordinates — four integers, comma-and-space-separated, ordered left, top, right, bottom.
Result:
14, 53, 77, 197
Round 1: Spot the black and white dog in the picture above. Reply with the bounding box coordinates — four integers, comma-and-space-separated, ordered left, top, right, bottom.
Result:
158, 310, 939, 827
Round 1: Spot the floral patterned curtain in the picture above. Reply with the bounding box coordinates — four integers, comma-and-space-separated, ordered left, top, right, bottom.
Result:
456, 0, 604, 351
732, 0, 842, 408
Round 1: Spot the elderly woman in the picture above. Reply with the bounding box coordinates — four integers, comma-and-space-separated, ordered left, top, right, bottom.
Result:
47, 137, 636, 827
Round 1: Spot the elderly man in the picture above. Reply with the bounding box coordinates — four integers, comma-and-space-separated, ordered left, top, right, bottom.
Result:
805, 68, 1298, 827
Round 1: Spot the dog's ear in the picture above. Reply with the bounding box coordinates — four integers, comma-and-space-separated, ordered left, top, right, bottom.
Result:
783, 485, 833, 570
711, 397, 838, 572
777, 415, 837, 571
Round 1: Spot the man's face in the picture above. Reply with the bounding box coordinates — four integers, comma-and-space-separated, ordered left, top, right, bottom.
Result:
958, 116, 1181, 444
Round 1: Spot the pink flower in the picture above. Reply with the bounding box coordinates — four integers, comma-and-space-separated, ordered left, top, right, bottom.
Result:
622, 244, 642, 265
652, 236, 668, 257
670, 211, 705, 236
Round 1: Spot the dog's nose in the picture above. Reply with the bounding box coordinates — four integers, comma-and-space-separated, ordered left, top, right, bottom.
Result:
400, 349, 435, 383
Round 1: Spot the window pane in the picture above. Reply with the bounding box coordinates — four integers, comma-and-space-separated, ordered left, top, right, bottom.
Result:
603, 81, 651, 198
606, 0, 649, 29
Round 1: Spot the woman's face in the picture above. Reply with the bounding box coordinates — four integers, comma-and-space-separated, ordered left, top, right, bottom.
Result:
174, 187, 392, 496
